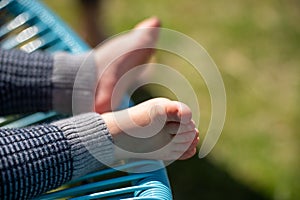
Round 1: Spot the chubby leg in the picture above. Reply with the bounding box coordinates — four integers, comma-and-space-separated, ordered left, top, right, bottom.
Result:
102, 98, 199, 161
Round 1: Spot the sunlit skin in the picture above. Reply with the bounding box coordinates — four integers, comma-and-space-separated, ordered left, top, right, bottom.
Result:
102, 98, 199, 160
92, 17, 198, 160
93, 17, 160, 113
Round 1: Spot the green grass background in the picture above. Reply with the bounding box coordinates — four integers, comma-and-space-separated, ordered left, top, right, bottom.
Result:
43, 0, 300, 199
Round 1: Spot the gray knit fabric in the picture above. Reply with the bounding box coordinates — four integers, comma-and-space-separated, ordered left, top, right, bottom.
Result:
52, 51, 97, 114
0, 124, 73, 199
52, 112, 114, 179
0, 49, 53, 115
0, 49, 115, 199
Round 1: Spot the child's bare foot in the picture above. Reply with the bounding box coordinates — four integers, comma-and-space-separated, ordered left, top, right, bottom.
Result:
94, 17, 160, 113
102, 98, 199, 161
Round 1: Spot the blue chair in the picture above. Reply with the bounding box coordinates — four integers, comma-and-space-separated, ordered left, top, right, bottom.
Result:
0, 0, 172, 199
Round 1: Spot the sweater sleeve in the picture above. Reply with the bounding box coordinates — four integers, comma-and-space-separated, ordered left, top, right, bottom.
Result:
0, 48, 96, 115
0, 112, 114, 200
0, 49, 53, 115
0, 49, 115, 199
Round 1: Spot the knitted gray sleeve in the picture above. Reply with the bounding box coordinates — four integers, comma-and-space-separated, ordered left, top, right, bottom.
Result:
52, 51, 97, 115
51, 51, 114, 178
0, 49, 53, 115
0, 49, 115, 199
0, 49, 96, 115
0, 112, 114, 199
51, 112, 114, 179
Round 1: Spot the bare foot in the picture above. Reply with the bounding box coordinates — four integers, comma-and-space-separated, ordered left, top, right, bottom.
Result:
102, 98, 199, 161
94, 17, 160, 113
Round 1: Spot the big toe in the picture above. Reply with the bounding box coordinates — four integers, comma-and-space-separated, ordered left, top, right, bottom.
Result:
135, 17, 161, 29
166, 101, 193, 124
133, 17, 160, 44
149, 98, 193, 124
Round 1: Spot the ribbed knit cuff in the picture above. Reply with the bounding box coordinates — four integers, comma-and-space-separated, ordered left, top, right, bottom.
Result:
52, 112, 114, 179
52, 51, 97, 114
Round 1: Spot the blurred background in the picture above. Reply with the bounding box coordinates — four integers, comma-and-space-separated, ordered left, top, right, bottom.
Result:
43, 0, 300, 199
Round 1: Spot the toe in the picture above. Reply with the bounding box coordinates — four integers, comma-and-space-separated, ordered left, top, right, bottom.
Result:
135, 17, 161, 29
166, 121, 195, 134
172, 130, 197, 143
179, 148, 197, 160
166, 101, 192, 124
